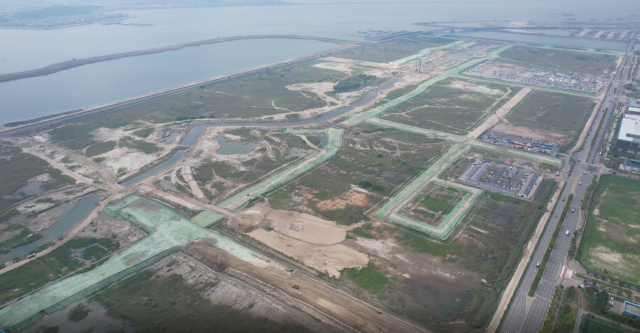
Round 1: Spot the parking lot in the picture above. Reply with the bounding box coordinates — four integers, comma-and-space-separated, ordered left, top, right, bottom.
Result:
458, 161, 541, 199
478, 131, 560, 156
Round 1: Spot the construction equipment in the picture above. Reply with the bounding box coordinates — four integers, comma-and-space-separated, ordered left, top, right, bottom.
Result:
292, 284, 300, 289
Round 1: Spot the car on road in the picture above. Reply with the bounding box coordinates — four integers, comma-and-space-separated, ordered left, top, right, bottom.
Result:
536, 262, 540, 268
565, 230, 570, 236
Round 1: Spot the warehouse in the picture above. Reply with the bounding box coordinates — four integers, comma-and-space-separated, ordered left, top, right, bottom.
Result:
615, 114, 640, 152
628, 99, 640, 115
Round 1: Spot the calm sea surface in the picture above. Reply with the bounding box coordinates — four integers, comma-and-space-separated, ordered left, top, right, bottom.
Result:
0, 1, 637, 123
0, 38, 334, 124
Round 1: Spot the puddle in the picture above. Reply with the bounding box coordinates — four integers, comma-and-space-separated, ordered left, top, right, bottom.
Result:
2, 182, 44, 200
163, 132, 180, 141
22, 298, 134, 333
0, 194, 101, 264
214, 136, 257, 155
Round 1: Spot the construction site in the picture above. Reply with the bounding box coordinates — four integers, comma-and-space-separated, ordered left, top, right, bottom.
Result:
0, 29, 614, 333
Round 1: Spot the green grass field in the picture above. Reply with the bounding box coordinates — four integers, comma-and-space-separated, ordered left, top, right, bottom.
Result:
552, 287, 581, 333
380, 79, 508, 135
578, 176, 640, 284
583, 318, 624, 333
505, 90, 595, 152
95, 270, 310, 333
337, 36, 455, 63
500, 46, 618, 76
266, 125, 447, 225
47, 62, 345, 151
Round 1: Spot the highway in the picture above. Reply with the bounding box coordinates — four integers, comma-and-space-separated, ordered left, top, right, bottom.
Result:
498, 36, 635, 333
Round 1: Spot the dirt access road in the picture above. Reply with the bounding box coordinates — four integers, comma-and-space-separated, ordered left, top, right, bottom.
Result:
186, 240, 429, 333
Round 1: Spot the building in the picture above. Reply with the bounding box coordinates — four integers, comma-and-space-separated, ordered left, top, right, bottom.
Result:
628, 100, 640, 115
616, 114, 640, 152
622, 301, 640, 319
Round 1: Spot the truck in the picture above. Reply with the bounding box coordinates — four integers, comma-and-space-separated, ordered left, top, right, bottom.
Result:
27, 253, 36, 259
292, 284, 300, 289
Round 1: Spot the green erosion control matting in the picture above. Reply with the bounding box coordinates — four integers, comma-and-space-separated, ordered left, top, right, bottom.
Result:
340, 76, 448, 127
0, 195, 260, 332
394, 39, 466, 65
220, 128, 344, 211
365, 117, 466, 143
191, 210, 226, 228
388, 180, 483, 241
363, 117, 563, 168
444, 44, 514, 75
471, 141, 563, 168
284, 128, 329, 135
374, 144, 482, 240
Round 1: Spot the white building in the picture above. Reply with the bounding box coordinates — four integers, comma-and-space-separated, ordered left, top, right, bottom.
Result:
616, 113, 640, 151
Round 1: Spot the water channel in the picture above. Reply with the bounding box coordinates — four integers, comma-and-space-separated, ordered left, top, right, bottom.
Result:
182, 78, 398, 145
0, 194, 101, 264
123, 78, 397, 186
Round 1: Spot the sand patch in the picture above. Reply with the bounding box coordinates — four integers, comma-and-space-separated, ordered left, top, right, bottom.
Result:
447, 80, 503, 96
313, 62, 353, 74
591, 246, 622, 264
266, 210, 346, 245
352, 238, 399, 259
248, 229, 368, 278
233, 205, 348, 245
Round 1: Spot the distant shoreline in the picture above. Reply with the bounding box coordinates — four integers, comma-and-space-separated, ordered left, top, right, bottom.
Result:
0, 35, 350, 84
0, 38, 361, 135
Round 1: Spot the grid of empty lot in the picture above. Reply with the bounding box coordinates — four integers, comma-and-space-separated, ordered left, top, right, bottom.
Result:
497, 90, 596, 152
379, 79, 512, 135
498, 46, 619, 77
578, 176, 640, 285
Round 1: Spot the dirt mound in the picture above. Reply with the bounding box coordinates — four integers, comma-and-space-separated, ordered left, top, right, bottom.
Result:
228, 212, 264, 233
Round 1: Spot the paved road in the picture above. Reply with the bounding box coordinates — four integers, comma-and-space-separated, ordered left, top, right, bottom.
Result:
498, 36, 635, 333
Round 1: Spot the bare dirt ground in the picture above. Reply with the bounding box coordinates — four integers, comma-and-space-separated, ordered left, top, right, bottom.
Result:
468, 87, 532, 139
151, 252, 330, 332
448, 80, 504, 96
185, 240, 429, 333
228, 204, 368, 277
247, 229, 368, 278
316, 190, 371, 211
